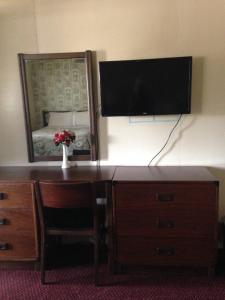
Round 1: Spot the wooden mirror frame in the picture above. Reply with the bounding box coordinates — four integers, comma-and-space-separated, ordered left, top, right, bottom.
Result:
18, 51, 98, 162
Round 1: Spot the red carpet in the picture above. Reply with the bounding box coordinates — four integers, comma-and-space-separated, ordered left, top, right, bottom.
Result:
0, 266, 225, 300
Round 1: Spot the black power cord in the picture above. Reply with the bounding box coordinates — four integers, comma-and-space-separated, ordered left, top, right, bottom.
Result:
148, 114, 183, 166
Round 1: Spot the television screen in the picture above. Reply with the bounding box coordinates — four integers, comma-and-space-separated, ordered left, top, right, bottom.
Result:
99, 56, 192, 116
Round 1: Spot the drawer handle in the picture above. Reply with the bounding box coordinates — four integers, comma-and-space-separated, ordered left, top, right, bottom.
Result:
156, 193, 174, 202
0, 243, 9, 250
155, 247, 175, 256
157, 220, 174, 229
0, 193, 5, 200
0, 219, 7, 225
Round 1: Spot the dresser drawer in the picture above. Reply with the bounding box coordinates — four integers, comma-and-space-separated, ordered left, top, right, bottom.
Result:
0, 209, 36, 233
114, 183, 217, 210
117, 237, 217, 266
115, 210, 216, 238
0, 182, 34, 208
0, 234, 37, 260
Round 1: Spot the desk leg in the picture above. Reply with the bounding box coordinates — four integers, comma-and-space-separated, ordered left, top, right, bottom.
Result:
106, 181, 115, 275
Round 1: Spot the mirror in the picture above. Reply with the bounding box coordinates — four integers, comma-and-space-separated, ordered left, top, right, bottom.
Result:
18, 51, 98, 162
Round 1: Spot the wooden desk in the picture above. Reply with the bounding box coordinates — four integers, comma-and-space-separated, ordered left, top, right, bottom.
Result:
0, 166, 115, 263
0, 165, 219, 275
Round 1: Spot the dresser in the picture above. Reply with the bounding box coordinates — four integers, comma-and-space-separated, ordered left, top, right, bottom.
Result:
110, 166, 219, 275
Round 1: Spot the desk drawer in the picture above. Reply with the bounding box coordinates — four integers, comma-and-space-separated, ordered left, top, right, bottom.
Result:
114, 183, 217, 210
0, 233, 37, 260
0, 209, 36, 233
117, 237, 216, 266
115, 210, 216, 238
0, 183, 34, 208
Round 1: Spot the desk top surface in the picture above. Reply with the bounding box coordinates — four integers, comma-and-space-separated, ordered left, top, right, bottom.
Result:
113, 166, 218, 183
0, 165, 218, 183
0, 166, 115, 182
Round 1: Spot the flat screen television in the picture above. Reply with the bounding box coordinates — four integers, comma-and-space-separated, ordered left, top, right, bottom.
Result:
99, 56, 192, 116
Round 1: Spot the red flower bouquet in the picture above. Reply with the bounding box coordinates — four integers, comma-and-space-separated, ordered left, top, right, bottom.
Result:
53, 130, 76, 147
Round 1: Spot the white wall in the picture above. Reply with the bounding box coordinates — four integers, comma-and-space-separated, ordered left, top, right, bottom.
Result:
0, 0, 38, 162
0, 0, 225, 214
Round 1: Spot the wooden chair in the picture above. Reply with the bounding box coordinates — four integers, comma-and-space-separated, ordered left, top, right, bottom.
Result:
35, 181, 99, 285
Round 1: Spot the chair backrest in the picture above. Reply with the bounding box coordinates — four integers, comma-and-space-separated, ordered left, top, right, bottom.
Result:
38, 181, 95, 209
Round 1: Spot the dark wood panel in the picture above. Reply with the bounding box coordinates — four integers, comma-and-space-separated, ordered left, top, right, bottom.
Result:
0, 166, 115, 182
0, 234, 37, 260
117, 237, 217, 266
115, 210, 216, 238
113, 166, 219, 183
0, 209, 36, 233
0, 182, 34, 208
114, 183, 217, 209
38, 181, 93, 208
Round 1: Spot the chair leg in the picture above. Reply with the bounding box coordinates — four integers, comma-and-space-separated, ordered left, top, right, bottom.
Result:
40, 237, 46, 284
94, 237, 99, 286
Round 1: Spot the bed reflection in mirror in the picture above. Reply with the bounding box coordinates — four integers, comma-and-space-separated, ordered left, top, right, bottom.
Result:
19, 51, 98, 162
